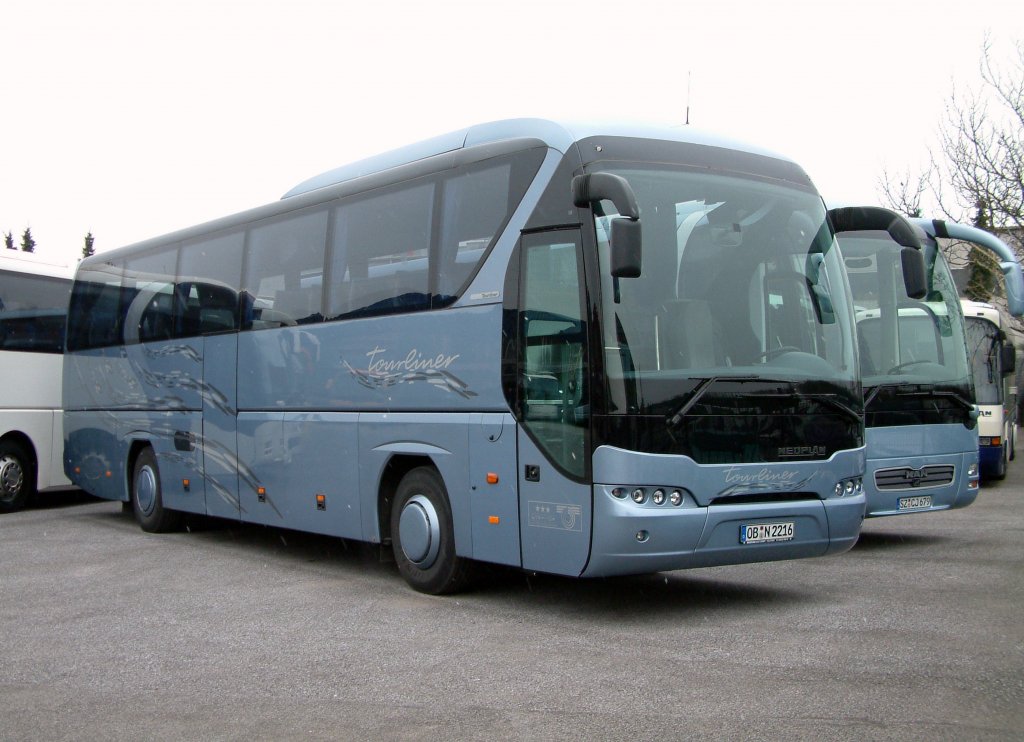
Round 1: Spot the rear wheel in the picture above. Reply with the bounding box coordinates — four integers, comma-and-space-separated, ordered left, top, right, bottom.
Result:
0, 440, 34, 513
131, 447, 181, 532
390, 467, 473, 594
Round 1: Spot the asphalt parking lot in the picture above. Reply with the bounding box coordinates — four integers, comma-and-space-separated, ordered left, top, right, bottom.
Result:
2, 460, 1022, 741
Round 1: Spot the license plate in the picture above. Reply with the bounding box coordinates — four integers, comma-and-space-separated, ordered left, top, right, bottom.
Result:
740, 522, 795, 544
898, 495, 932, 510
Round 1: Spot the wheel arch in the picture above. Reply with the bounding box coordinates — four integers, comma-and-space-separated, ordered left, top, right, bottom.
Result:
0, 431, 39, 488
377, 454, 435, 545
125, 438, 153, 503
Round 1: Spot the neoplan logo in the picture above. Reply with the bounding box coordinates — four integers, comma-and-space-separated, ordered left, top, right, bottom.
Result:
777, 445, 827, 458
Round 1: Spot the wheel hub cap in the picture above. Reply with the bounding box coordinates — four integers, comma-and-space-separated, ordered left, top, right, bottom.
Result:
135, 465, 157, 515
0, 455, 24, 498
398, 494, 441, 568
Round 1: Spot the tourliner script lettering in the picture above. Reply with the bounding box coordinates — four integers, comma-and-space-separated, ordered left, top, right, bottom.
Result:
365, 346, 460, 374
722, 467, 800, 487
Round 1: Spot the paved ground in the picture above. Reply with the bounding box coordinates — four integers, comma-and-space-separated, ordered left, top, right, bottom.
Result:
1, 460, 1022, 741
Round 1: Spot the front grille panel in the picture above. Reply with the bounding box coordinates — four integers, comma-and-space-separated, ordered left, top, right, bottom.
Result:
875, 464, 955, 491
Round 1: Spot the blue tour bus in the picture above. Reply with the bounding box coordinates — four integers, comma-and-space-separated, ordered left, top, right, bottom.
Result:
63, 119, 922, 592
838, 217, 1023, 516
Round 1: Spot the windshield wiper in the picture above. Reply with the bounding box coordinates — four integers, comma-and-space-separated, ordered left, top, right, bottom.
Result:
790, 391, 863, 427
663, 376, 774, 427
893, 387, 978, 415
665, 375, 770, 429
863, 381, 916, 410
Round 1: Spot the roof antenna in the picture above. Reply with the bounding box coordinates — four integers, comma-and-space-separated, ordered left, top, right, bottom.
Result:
685, 71, 692, 125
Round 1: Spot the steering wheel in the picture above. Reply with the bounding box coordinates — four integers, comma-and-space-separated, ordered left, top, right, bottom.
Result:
756, 346, 801, 361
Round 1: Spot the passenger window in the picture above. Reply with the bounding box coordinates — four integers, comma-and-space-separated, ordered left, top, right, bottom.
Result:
327, 182, 433, 319
437, 162, 512, 299
124, 247, 179, 344
0, 270, 71, 353
66, 262, 125, 351
179, 231, 244, 336
243, 209, 328, 330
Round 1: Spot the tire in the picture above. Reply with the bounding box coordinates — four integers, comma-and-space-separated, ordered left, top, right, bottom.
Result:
0, 440, 35, 513
131, 447, 182, 533
390, 467, 473, 594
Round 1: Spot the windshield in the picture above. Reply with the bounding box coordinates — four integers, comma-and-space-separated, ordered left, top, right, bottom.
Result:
588, 164, 861, 463
839, 231, 974, 427
964, 316, 1003, 406
594, 166, 857, 416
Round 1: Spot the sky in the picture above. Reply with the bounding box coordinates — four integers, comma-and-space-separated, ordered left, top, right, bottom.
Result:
2, 0, 1022, 265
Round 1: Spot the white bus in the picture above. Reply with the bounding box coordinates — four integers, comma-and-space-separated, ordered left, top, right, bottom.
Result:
962, 300, 1017, 480
0, 251, 75, 512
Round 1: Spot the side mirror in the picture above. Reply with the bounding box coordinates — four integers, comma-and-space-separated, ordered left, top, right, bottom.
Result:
900, 247, 928, 300
1001, 344, 1016, 375
572, 173, 642, 278
830, 206, 927, 299
610, 218, 642, 278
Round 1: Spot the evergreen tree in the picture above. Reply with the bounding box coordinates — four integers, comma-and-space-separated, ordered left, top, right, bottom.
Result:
4, 232, 13, 250
20, 227, 36, 253
82, 231, 95, 258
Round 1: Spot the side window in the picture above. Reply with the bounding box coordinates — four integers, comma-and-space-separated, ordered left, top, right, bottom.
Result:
179, 231, 244, 336
437, 162, 512, 299
67, 262, 125, 351
327, 182, 434, 319
0, 270, 71, 353
519, 231, 589, 479
124, 247, 179, 344
242, 209, 328, 330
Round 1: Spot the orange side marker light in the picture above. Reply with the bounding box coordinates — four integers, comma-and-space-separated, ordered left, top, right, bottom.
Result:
486, 472, 499, 484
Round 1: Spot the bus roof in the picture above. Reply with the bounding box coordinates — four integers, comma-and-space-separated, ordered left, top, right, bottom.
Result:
0, 251, 74, 281
82, 118, 807, 265
282, 118, 797, 198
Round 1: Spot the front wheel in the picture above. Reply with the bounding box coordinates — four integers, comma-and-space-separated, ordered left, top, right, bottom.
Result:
0, 440, 35, 513
131, 447, 181, 532
390, 467, 474, 594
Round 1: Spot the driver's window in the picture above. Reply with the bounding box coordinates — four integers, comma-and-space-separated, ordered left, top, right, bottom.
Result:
519, 231, 588, 478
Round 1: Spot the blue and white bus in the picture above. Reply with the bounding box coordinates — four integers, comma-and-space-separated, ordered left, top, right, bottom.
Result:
0, 251, 75, 512
63, 119, 920, 592
839, 217, 1023, 515
962, 300, 1018, 480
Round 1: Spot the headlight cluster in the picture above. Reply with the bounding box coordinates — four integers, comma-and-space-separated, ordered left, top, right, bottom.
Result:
611, 487, 686, 507
968, 462, 979, 477
833, 477, 863, 497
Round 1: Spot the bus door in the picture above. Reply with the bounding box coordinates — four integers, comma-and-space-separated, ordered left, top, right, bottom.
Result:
188, 282, 242, 521
515, 230, 592, 577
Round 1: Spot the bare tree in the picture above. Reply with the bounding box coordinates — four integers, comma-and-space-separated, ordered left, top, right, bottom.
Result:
936, 37, 1023, 232
877, 164, 933, 218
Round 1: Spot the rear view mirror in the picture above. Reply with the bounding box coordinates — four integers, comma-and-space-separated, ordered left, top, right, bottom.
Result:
900, 247, 928, 300
573, 173, 642, 278
610, 218, 642, 278
1001, 344, 1016, 375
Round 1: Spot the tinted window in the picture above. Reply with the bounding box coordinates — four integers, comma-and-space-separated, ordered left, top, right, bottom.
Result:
179, 231, 244, 336
67, 262, 125, 351
123, 247, 179, 344
242, 209, 328, 330
0, 269, 72, 353
328, 181, 434, 319
437, 162, 512, 299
